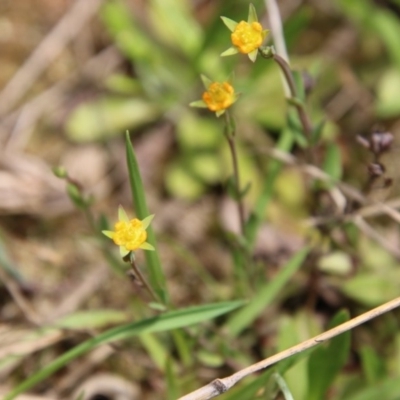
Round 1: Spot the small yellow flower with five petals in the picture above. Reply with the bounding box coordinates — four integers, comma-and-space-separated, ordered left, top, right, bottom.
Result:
190, 74, 238, 117
102, 206, 155, 258
221, 4, 269, 62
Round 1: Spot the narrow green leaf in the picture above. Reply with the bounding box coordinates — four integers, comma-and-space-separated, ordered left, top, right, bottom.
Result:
307, 310, 351, 400
4, 301, 244, 400
172, 329, 193, 367
54, 310, 128, 330
274, 373, 294, 400
125, 132, 168, 304
360, 345, 386, 384
67, 183, 86, 209
140, 333, 168, 370
226, 247, 309, 336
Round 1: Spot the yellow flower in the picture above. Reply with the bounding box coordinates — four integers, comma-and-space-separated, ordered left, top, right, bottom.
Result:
102, 206, 155, 257
202, 82, 235, 111
221, 4, 269, 62
231, 21, 264, 54
190, 75, 238, 117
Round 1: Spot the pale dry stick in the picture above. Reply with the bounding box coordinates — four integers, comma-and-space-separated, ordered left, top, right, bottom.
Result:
0, 389, 56, 400
263, 147, 400, 226
0, 267, 42, 325
47, 263, 109, 320
353, 216, 400, 259
359, 197, 400, 220
0, 0, 104, 116
178, 295, 400, 400
54, 346, 114, 394
373, 202, 400, 225
264, 0, 290, 96
0, 329, 64, 360
308, 203, 400, 228
265, 0, 289, 62
264, 147, 365, 203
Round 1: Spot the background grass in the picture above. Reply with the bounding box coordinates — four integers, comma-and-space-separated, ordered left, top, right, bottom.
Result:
2, 0, 400, 399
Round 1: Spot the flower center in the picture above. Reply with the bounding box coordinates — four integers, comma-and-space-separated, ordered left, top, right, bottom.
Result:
202, 82, 235, 112
112, 219, 147, 251
231, 21, 263, 54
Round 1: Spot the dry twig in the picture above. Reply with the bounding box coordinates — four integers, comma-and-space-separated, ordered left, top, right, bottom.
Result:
178, 295, 400, 400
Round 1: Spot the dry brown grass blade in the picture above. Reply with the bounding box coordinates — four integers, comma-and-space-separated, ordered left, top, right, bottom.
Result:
178, 295, 400, 400
0, 0, 104, 116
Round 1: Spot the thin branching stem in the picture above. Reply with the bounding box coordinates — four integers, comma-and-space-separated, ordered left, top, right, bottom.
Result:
129, 257, 159, 303
272, 53, 313, 140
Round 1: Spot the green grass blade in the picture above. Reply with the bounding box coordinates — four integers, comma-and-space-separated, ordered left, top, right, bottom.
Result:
274, 373, 294, 400
139, 333, 168, 370
166, 357, 179, 400
125, 131, 168, 304
172, 329, 193, 367
4, 300, 244, 400
226, 247, 309, 337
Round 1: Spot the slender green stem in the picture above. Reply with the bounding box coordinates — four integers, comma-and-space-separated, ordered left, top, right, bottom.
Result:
259, 49, 315, 163
129, 257, 160, 303
271, 53, 313, 140
224, 111, 246, 236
